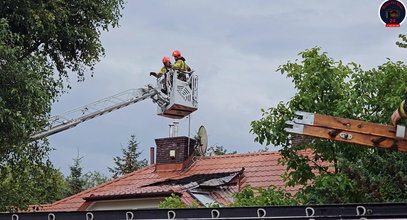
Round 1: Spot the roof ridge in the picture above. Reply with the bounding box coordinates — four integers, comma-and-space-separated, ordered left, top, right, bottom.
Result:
50, 164, 156, 207
202, 151, 279, 159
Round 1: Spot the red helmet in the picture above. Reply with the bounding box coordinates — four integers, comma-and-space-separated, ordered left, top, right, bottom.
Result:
172, 50, 182, 58
162, 56, 170, 63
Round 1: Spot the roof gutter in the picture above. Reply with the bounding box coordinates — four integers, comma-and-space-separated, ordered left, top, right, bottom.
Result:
83, 191, 181, 201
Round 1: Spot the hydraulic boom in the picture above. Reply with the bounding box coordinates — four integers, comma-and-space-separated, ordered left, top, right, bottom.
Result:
31, 70, 198, 140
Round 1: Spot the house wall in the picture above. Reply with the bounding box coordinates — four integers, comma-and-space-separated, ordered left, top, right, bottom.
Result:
86, 197, 164, 210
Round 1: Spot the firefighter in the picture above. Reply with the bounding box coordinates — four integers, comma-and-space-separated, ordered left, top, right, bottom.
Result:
391, 88, 407, 126
171, 50, 192, 81
150, 56, 172, 78
150, 56, 172, 94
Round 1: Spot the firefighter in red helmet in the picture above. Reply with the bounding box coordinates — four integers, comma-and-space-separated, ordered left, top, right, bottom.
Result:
172, 50, 191, 81
150, 56, 172, 78
150, 56, 172, 93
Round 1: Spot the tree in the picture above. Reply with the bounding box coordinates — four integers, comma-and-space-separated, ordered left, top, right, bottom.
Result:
64, 155, 111, 197
207, 145, 237, 156
159, 193, 199, 209
230, 185, 298, 207
108, 135, 148, 178
0, 0, 124, 79
251, 47, 407, 203
0, 19, 59, 155
0, 0, 124, 147
0, 0, 124, 209
0, 21, 65, 210
0, 145, 67, 211
83, 171, 111, 190
65, 155, 86, 197
396, 34, 407, 48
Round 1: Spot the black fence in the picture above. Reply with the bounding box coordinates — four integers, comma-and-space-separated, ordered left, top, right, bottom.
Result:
1, 203, 407, 220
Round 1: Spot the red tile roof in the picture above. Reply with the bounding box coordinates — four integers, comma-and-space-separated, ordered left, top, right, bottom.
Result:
43, 151, 315, 211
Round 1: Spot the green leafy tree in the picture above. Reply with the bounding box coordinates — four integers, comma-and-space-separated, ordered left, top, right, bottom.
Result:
230, 185, 298, 207
0, 145, 67, 211
83, 171, 111, 190
251, 47, 407, 203
207, 145, 237, 156
0, 0, 124, 209
159, 193, 199, 209
108, 135, 148, 178
296, 173, 364, 204
0, 0, 124, 79
0, 19, 59, 155
396, 34, 407, 48
0, 20, 64, 209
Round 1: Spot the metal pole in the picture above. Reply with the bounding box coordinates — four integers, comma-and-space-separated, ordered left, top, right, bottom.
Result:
187, 115, 191, 156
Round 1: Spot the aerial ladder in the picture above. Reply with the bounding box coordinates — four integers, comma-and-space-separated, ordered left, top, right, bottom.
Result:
30, 70, 198, 140
285, 111, 407, 152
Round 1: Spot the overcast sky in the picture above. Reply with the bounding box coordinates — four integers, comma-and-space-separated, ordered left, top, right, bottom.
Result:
48, 0, 406, 176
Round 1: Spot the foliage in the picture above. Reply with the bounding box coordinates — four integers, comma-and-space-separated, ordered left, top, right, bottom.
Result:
257, 146, 270, 152
83, 171, 111, 190
0, 0, 124, 79
297, 173, 364, 204
159, 193, 198, 209
207, 145, 237, 156
250, 47, 407, 203
230, 185, 298, 207
0, 0, 124, 209
396, 34, 407, 49
0, 19, 60, 155
0, 20, 65, 210
64, 155, 111, 197
65, 155, 87, 197
341, 151, 407, 202
0, 144, 66, 211
108, 135, 148, 178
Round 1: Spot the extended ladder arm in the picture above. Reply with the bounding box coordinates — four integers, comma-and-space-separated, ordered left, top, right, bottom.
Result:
285, 111, 407, 152
30, 85, 168, 140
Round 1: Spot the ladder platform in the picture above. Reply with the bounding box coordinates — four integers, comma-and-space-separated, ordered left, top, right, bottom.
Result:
159, 104, 197, 119
157, 71, 198, 119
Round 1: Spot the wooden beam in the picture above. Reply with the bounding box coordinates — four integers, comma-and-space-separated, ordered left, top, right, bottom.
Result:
285, 112, 407, 152
301, 125, 407, 152
312, 114, 403, 140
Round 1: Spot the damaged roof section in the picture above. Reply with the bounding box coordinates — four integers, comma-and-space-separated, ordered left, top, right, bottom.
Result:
140, 170, 244, 207
145, 170, 243, 188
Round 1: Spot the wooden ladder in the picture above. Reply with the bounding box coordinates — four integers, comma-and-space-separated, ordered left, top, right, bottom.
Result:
285, 112, 407, 152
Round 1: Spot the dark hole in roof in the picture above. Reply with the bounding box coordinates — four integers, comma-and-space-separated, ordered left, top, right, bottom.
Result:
144, 172, 239, 187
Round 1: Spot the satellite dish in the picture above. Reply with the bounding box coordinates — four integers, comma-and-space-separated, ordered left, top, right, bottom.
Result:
196, 125, 208, 155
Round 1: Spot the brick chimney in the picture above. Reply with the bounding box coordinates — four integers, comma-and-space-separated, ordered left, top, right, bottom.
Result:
155, 136, 196, 171
291, 134, 312, 147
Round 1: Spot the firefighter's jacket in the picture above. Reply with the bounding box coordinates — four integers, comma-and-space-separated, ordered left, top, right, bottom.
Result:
172, 58, 191, 81
156, 66, 171, 78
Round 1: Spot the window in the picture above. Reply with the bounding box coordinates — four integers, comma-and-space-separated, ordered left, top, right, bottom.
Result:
189, 191, 221, 207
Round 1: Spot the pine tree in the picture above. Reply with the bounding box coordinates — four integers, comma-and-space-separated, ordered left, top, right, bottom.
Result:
108, 135, 148, 178
65, 155, 86, 196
